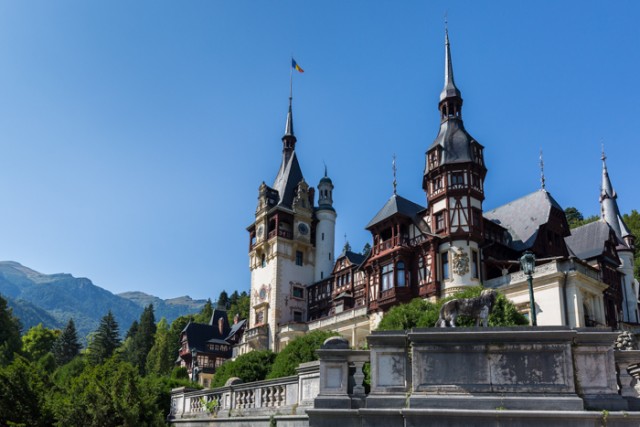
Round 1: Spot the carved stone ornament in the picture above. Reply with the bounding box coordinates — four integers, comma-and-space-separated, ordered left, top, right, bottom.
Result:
452, 249, 470, 276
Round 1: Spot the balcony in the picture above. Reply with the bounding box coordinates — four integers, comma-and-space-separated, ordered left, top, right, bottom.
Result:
268, 229, 292, 240
244, 324, 269, 350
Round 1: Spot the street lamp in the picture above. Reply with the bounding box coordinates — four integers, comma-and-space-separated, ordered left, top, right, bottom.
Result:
191, 348, 200, 383
520, 251, 537, 326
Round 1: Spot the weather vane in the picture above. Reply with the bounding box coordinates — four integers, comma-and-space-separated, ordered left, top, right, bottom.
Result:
392, 154, 397, 195
539, 149, 546, 190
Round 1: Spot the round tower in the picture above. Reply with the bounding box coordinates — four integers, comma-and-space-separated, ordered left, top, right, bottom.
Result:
314, 170, 337, 282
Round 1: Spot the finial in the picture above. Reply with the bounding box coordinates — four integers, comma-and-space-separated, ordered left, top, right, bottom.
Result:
324, 161, 328, 177
444, 10, 448, 32
601, 141, 607, 163
392, 154, 397, 195
539, 149, 546, 190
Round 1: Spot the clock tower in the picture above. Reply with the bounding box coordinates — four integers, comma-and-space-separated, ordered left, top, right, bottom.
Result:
244, 96, 331, 352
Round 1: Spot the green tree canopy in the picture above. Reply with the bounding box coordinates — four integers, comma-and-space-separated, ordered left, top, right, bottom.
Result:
0, 295, 22, 366
376, 286, 528, 331
88, 310, 121, 365
52, 318, 82, 366
227, 291, 250, 324
50, 357, 165, 427
21, 323, 60, 362
194, 299, 213, 323
146, 317, 173, 376
623, 210, 640, 281
0, 355, 52, 427
268, 330, 339, 379
564, 207, 599, 229
131, 304, 157, 375
217, 290, 230, 309
211, 350, 276, 388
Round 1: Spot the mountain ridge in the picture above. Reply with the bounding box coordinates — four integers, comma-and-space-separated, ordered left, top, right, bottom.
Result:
0, 261, 206, 342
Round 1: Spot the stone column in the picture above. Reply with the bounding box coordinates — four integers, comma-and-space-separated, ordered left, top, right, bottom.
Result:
574, 330, 628, 410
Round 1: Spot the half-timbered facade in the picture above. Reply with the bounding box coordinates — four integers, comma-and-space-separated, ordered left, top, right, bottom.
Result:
236, 29, 638, 353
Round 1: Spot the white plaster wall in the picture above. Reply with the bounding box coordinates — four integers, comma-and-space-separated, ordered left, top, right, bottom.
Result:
619, 251, 639, 323
314, 209, 336, 283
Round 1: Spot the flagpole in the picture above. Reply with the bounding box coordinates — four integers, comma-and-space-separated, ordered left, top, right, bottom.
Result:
289, 58, 293, 102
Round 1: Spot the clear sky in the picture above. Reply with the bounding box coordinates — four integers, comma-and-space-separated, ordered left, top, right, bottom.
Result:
0, 1, 638, 301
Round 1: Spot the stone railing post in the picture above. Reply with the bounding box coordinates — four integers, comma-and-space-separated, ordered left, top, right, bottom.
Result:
314, 336, 351, 409
366, 330, 410, 409
574, 329, 628, 410
614, 350, 640, 410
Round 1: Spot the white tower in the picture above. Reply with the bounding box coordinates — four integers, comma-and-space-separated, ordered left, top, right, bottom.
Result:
314, 169, 337, 282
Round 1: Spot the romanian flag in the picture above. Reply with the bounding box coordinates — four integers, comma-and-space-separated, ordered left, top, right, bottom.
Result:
292, 58, 304, 73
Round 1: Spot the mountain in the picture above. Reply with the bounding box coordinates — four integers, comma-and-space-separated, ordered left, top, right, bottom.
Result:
0, 261, 206, 342
118, 291, 207, 321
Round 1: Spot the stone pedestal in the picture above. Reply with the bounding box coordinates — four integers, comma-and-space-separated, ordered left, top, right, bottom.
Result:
573, 329, 628, 410
366, 331, 410, 409
407, 327, 584, 410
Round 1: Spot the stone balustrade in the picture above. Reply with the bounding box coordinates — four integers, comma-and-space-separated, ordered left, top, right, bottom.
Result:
169, 360, 319, 421
307, 306, 367, 330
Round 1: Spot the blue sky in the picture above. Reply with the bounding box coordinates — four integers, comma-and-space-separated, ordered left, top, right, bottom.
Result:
0, 1, 638, 301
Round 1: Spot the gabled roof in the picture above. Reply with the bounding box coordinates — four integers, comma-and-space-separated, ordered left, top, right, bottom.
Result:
565, 220, 621, 260
484, 189, 564, 251
366, 194, 426, 229
226, 319, 247, 341
336, 249, 366, 267
272, 151, 304, 209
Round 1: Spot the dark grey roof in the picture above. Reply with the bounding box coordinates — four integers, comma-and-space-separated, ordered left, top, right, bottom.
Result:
565, 220, 612, 260
428, 118, 479, 165
337, 250, 366, 266
226, 319, 247, 341
272, 151, 304, 209
284, 98, 294, 137
600, 157, 632, 241
366, 194, 426, 229
484, 189, 565, 251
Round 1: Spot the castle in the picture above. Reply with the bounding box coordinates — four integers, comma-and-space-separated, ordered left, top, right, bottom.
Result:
237, 30, 638, 354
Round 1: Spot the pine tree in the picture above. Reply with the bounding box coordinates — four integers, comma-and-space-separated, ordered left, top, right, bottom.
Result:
217, 291, 230, 309
194, 298, 213, 323
52, 318, 81, 366
145, 317, 172, 375
133, 304, 156, 375
88, 310, 121, 365
0, 295, 22, 366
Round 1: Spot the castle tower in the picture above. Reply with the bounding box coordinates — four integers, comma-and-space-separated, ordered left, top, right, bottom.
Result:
600, 150, 638, 323
314, 168, 337, 282
423, 29, 487, 296
246, 96, 316, 351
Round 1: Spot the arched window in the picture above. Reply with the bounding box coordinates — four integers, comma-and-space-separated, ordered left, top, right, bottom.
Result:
261, 254, 266, 268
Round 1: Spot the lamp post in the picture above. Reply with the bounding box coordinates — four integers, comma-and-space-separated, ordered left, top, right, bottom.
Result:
520, 251, 537, 326
191, 348, 200, 383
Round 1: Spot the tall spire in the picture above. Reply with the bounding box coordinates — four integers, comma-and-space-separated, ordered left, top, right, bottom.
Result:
600, 147, 631, 241
440, 28, 462, 102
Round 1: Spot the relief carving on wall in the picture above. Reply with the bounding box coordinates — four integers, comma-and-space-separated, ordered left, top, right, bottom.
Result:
452, 248, 470, 276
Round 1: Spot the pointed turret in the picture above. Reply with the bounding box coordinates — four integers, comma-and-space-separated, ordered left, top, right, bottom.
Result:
282, 96, 297, 157
600, 151, 632, 246
440, 29, 462, 103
